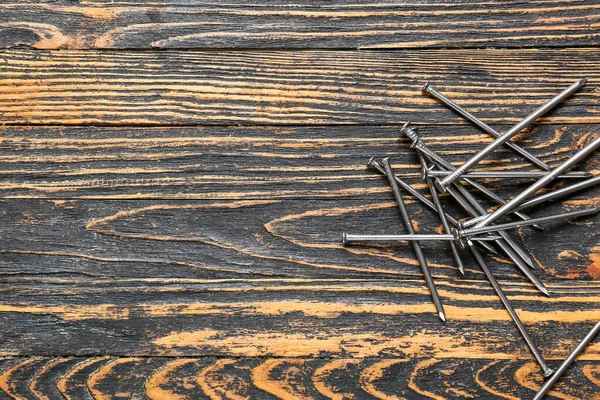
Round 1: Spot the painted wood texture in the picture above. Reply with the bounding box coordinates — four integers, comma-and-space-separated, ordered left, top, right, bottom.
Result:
0, 124, 597, 199
0, 125, 598, 396
1, 1, 600, 50
0, 357, 598, 399
0, 48, 599, 125
1, 2, 600, 398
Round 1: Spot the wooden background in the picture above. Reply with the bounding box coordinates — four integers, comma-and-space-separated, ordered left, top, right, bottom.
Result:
0, 1, 599, 398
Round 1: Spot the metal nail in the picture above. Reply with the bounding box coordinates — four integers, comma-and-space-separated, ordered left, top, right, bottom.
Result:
380, 157, 446, 322
440, 169, 539, 270
462, 174, 600, 228
422, 171, 466, 274
343, 233, 501, 243
469, 244, 554, 377
533, 321, 600, 400
403, 123, 543, 230
425, 169, 589, 179
474, 134, 600, 229
433, 79, 587, 192
416, 157, 544, 281
367, 157, 460, 226
515, 175, 600, 212
457, 208, 599, 237
422, 82, 551, 171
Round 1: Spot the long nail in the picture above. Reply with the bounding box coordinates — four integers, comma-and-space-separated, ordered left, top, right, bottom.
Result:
426, 178, 466, 275
422, 82, 551, 171
533, 321, 600, 400
515, 175, 600, 212
439, 184, 499, 255
367, 157, 460, 226
369, 153, 498, 256
493, 238, 548, 296
415, 150, 467, 275
425, 170, 589, 179
404, 124, 543, 230
434, 79, 587, 192
380, 157, 446, 322
445, 174, 538, 270
462, 174, 600, 229
458, 208, 599, 237
474, 134, 600, 229
469, 244, 554, 377
343, 233, 501, 243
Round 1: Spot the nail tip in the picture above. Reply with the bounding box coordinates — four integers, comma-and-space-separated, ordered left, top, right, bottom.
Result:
524, 257, 536, 268
439, 311, 446, 322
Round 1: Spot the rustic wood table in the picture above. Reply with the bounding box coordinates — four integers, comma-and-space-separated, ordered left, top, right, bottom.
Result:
0, 2, 599, 399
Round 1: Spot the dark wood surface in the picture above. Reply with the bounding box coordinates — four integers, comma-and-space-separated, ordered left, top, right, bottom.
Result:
0, 2, 599, 399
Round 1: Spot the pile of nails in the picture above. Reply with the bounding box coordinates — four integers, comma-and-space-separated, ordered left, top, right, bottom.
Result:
342, 78, 600, 398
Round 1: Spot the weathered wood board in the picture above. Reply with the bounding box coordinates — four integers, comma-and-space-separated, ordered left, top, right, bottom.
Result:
0, 357, 598, 399
1, 1, 599, 398
1, 1, 600, 50
0, 49, 599, 125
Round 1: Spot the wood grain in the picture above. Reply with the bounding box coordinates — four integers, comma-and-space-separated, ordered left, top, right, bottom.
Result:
0, 357, 598, 399
1, 2, 600, 397
2, 196, 600, 281
1, 1, 600, 50
0, 196, 598, 356
1, 48, 599, 125
0, 124, 597, 199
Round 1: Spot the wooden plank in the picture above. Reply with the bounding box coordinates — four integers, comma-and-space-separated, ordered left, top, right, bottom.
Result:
0, 49, 599, 125
0, 200, 600, 360
0, 198, 597, 360
1, 1, 600, 50
0, 196, 598, 282
0, 274, 599, 356
0, 124, 597, 199
0, 357, 598, 399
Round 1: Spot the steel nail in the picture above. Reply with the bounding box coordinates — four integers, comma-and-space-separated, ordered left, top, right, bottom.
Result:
474, 134, 600, 229
343, 233, 501, 243
462, 174, 600, 229
402, 123, 544, 230
367, 158, 500, 256
425, 169, 589, 179
422, 82, 551, 171
367, 157, 460, 227
533, 321, 600, 400
434, 79, 587, 192
442, 172, 538, 270
457, 208, 599, 237
469, 244, 554, 377
515, 175, 600, 212
423, 176, 466, 274
380, 157, 446, 322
